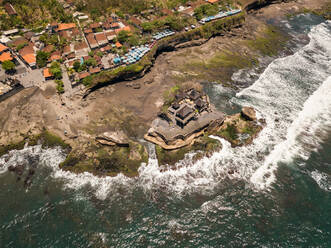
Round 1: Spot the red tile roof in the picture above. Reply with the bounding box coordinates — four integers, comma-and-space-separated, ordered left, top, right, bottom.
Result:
89, 67, 101, 74
79, 71, 90, 80
43, 68, 52, 78
90, 23, 101, 29
115, 26, 131, 34
74, 41, 88, 51
84, 28, 93, 34
56, 23, 76, 32
95, 33, 107, 43
0, 52, 13, 62
0, 44, 9, 53
4, 3, 17, 15
43, 45, 54, 53
86, 34, 97, 45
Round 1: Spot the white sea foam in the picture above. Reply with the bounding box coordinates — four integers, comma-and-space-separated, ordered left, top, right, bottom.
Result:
138, 21, 331, 194
1, 21, 330, 198
311, 171, 331, 192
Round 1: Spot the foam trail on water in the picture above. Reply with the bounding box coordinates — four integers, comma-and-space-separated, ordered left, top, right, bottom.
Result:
138, 21, 331, 194
1, 21, 330, 198
251, 76, 331, 189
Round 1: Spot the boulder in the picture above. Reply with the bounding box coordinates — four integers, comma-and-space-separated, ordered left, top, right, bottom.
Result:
241, 107, 256, 121
96, 131, 129, 147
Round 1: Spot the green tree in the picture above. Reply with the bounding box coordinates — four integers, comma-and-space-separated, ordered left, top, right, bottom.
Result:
117, 30, 130, 43
55, 80, 64, 94
85, 58, 97, 67
36, 51, 50, 68
128, 35, 139, 46
141, 22, 154, 32
73, 61, 81, 72
50, 61, 62, 79
2, 60, 16, 72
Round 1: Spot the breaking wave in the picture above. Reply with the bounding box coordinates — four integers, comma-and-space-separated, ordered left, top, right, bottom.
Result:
1, 21, 330, 198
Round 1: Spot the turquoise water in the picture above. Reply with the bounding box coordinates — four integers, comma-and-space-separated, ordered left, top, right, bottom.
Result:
1, 15, 331, 247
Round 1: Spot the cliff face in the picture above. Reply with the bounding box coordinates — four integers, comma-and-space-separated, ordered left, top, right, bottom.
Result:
83, 13, 246, 97
239, 0, 292, 10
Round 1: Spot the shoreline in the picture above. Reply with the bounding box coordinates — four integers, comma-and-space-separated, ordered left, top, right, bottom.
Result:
0, 0, 329, 176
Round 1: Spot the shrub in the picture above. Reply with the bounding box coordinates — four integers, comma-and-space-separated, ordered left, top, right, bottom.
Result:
36, 51, 50, 68
2, 60, 16, 72
55, 80, 64, 94
50, 61, 62, 79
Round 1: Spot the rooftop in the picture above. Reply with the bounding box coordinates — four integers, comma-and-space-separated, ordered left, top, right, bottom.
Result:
43, 68, 52, 78
0, 44, 9, 53
79, 71, 90, 80
177, 105, 194, 120
4, 3, 17, 15
56, 23, 76, 32
0, 52, 13, 62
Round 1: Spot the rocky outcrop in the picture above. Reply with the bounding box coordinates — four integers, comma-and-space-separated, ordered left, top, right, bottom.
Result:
241, 106, 257, 121
96, 131, 129, 147
144, 111, 225, 150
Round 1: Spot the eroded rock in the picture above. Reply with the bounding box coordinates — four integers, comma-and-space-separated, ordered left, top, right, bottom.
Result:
96, 131, 129, 147
241, 107, 257, 121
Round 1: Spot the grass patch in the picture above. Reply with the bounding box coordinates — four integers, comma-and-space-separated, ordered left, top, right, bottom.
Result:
0, 130, 70, 157
217, 124, 238, 141
60, 142, 148, 177
245, 25, 289, 56
181, 50, 258, 85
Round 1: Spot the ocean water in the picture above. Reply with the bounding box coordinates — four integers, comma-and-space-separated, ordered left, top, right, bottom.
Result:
0, 15, 331, 247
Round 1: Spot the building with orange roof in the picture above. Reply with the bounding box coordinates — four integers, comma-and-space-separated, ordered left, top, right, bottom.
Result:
115, 42, 122, 48
207, 0, 219, 3
95, 33, 108, 46
79, 71, 90, 80
0, 52, 13, 62
22, 54, 36, 68
0, 44, 9, 53
56, 23, 76, 32
50, 54, 61, 61
86, 33, 98, 49
43, 68, 53, 80
105, 31, 116, 41
115, 26, 131, 34
19, 45, 36, 68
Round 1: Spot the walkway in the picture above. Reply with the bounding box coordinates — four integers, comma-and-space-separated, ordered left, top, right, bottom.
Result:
61, 65, 73, 97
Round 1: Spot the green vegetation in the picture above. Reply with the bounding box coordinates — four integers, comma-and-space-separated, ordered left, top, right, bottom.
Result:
49, 61, 62, 79
179, 22, 288, 86
55, 80, 64, 94
245, 25, 289, 56
162, 84, 180, 113
85, 57, 97, 67
60, 142, 148, 177
194, 4, 219, 20
73, 0, 150, 16
215, 115, 263, 147
117, 30, 130, 43
217, 124, 238, 141
141, 14, 194, 32
36, 51, 50, 68
16, 42, 27, 51
0, 130, 70, 157
73, 60, 81, 72
2, 60, 16, 72
0, 0, 73, 30
83, 13, 245, 92
180, 50, 258, 85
